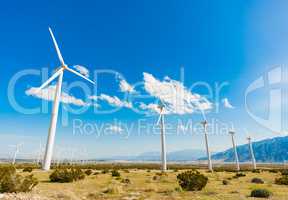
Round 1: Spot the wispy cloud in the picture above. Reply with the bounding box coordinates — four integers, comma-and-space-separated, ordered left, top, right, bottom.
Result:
222, 98, 234, 109
119, 79, 136, 93
105, 125, 124, 133
142, 72, 212, 114
139, 102, 160, 113
73, 65, 90, 78
25, 86, 88, 106
98, 94, 132, 108
138, 102, 170, 114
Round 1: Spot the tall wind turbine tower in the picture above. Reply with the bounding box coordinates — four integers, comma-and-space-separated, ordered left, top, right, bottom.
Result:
229, 130, 240, 171
37, 28, 95, 170
247, 136, 257, 170
201, 120, 213, 172
156, 103, 167, 172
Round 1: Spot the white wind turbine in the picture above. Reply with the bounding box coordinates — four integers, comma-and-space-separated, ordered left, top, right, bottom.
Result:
37, 27, 95, 171
247, 136, 257, 170
9, 143, 23, 165
229, 129, 240, 171
198, 107, 213, 172
244, 129, 257, 170
156, 102, 167, 172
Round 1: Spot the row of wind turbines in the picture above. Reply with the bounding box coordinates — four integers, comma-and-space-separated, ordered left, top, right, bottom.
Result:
156, 102, 257, 172
24, 27, 257, 172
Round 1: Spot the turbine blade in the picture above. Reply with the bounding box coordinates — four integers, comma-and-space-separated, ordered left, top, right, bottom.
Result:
200, 109, 207, 121
156, 113, 162, 126
48, 27, 65, 66
37, 68, 64, 91
66, 67, 95, 84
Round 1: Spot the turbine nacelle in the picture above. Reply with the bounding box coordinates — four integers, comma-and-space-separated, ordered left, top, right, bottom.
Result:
201, 120, 208, 127
229, 130, 235, 135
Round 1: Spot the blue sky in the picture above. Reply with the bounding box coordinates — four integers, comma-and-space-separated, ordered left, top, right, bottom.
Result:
0, 0, 288, 159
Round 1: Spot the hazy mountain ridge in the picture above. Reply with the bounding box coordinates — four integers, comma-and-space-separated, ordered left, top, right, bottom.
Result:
101, 149, 206, 161
211, 136, 288, 162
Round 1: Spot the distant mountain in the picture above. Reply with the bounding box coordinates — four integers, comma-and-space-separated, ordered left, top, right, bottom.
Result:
211, 136, 288, 163
101, 149, 206, 161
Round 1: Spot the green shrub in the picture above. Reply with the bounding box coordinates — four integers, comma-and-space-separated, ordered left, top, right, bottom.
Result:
122, 169, 129, 173
152, 175, 160, 181
252, 169, 261, 173
250, 189, 271, 198
22, 167, 33, 173
233, 172, 246, 178
281, 169, 288, 176
49, 167, 85, 183
111, 170, 121, 177
121, 178, 131, 184
268, 169, 279, 173
155, 172, 167, 177
222, 180, 229, 185
275, 175, 288, 185
85, 169, 93, 176
251, 177, 264, 184
101, 169, 109, 174
0, 166, 38, 193
176, 170, 208, 191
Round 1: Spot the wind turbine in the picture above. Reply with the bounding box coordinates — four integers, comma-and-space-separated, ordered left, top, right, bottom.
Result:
201, 120, 213, 172
244, 129, 257, 170
37, 27, 95, 171
229, 130, 240, 171
9, 143, 23, 165
196, 104, 213, 172
156, 102, 167, 172
247, 136, 257, 170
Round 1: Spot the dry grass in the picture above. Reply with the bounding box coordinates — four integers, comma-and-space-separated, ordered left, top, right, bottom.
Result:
1, 167, 287, 200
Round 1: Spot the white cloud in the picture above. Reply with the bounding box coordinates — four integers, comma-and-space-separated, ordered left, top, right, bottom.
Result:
73, 65, 90, 78
119, 79, 135, 93
98, 94, 132, 108
25, 86, 88, 106
222, 98, 234, 109
105, 125, 124, 133
89, 95, 98, 101
139, 102, 169, 114
143, 72, 212, 115
139, 102, 159, 113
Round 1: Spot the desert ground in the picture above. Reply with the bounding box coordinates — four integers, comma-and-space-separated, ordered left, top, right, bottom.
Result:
1, 164, 288, 200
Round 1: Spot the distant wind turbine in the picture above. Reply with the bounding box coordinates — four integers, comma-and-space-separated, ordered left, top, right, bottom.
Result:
37, 27, 95, 171
229, 130, 240, 171
198, 107, 213, 172
156, 102, 167, 172
244, 129, 257, 170
247, 136, 257, 170
9, 143, 23, 165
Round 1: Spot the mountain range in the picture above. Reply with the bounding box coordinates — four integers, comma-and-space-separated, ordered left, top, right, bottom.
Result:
100, 149, 206, 161
211, 136, 288, 163
101, 136, 288, 163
